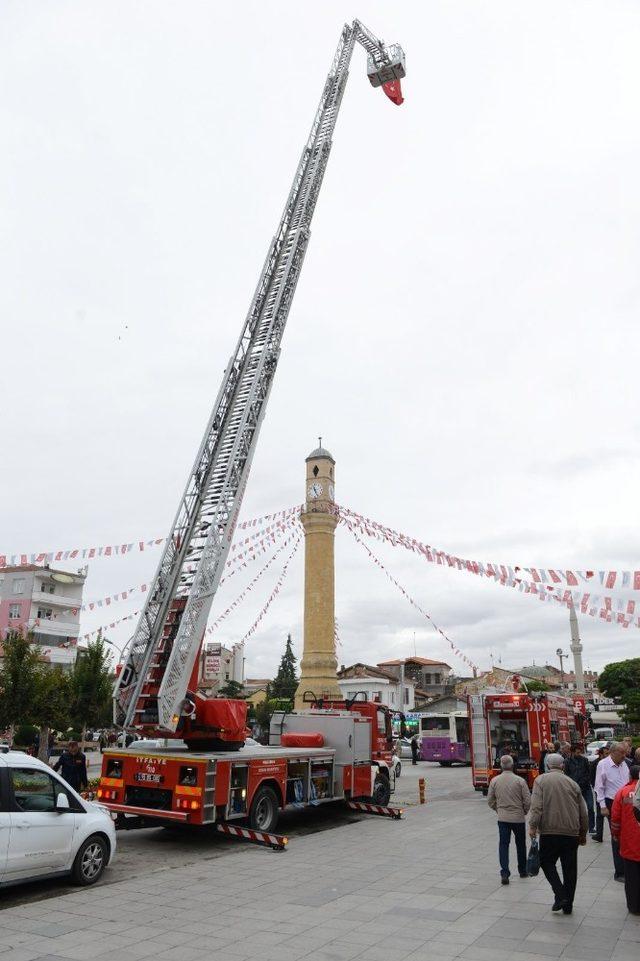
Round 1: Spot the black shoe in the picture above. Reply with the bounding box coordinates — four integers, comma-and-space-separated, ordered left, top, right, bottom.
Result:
562, 905, 573, 915
552, 900, 565, 911
591, 836, 603, 842
614, 874, 625, 883
501, 876, 509, 885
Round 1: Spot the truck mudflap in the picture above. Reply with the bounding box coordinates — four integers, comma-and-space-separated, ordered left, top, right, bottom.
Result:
347, 801, 403, 819
216, 822, 288, 850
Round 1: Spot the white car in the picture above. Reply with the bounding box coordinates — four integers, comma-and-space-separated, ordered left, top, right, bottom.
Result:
0, 752, 116, 888
586, 739, 609, 761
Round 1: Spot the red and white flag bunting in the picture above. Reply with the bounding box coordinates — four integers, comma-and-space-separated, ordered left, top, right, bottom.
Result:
345, 520, 479, 672
338, 506, 640, 631
207, 531, 300, 633
0, 507, 302, 570
239, 536, 302, 644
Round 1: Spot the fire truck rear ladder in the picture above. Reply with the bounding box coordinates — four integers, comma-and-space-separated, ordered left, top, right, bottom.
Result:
114, 21, 406, 734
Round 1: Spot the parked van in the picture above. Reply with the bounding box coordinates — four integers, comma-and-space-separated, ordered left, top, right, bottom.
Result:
0, 751, 116, 888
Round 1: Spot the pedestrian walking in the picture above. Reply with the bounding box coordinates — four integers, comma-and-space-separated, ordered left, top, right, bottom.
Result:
538, 741, 555, 776
528, 753, 588, 914
590, 745, 609, 840
595, 741, 630, 881
622, 737, 634, 764
410, 732, 420, 765
611, 765, 640, 915
565, 743, 595, 834
487, 755, 531, 884
53, 740, 89, 793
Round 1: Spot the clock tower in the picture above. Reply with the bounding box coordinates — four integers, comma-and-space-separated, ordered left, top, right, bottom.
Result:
294, 440, 341, 708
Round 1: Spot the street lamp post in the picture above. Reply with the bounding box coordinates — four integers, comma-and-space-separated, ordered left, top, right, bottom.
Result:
556, 648, 567, 689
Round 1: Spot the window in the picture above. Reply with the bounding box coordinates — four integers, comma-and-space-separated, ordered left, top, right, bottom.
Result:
8, 603, 21, 619
37, 607, 53, 620
11, 769, 58, 812
40, 582, 55, 594
435, 674, 442, 685
12, 578, 25, 595
391, 692, 395, 704
424, 673, 432, 685
404, 687, 410, 705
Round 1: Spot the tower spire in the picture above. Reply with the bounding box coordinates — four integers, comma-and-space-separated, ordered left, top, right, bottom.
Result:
569, 602, 585, 694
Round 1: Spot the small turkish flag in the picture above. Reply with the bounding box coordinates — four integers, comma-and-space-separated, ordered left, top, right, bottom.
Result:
382, 79, 404, 105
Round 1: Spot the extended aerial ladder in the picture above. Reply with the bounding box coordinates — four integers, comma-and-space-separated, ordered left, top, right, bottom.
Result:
114, 20, 406, 746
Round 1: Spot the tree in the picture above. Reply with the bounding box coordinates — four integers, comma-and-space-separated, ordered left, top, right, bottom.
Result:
598, 658, 640, 725
32, 666, 71, 762
69, 633, 113, 741
0, 630, 41, 745
270, 633, 298, 702
218, 679, 244, 699
521, 680, 549, 693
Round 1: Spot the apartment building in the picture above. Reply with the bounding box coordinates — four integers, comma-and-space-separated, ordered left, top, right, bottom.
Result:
0, 564, 86, 668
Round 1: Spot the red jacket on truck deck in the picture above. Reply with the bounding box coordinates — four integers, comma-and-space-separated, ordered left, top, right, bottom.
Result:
611, 779, 640, 861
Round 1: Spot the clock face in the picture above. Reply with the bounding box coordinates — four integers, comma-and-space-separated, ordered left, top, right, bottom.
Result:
328, 483, 335, 500
308, 482, 323, 499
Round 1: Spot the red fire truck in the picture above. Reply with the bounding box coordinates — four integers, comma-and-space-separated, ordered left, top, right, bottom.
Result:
468, 690, 588, 793
98, 697, 398, 836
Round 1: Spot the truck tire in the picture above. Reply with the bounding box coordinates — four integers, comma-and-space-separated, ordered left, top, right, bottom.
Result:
71, 834, 108, 886
248, 786, 280, 833
371, 772, 391, 807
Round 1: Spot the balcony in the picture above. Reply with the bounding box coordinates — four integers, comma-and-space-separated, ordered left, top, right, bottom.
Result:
31, 590, 83, 609
27, 618, 80, 638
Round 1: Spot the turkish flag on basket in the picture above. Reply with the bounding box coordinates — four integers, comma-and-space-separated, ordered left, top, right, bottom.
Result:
382, 78, 404, 105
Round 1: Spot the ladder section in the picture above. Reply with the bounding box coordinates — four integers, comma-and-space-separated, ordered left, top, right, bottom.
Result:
469, 695, 491, 784
114, 20, 405, 734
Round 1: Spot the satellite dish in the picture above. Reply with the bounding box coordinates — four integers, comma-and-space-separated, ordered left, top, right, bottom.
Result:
52, 572, 74, 584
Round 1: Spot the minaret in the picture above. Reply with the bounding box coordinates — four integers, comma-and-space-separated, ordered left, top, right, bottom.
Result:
569, 603, 585, 694
294, 440, 341, 708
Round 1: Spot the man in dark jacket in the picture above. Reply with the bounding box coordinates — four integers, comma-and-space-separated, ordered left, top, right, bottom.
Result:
565, 743, 594, 834
53, 741, 89, 792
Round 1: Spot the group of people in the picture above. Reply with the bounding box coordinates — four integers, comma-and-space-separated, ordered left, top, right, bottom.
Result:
488, 739, 640, 916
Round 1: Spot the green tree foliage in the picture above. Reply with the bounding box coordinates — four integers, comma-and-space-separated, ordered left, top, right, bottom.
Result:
0, 630, 42, 738
32, 667, 71, 761
218, 679, 245, 699
270, 633, 298, 702
69, 632, 113, 737
598, 658, 640, 724
521, 680, 549, 693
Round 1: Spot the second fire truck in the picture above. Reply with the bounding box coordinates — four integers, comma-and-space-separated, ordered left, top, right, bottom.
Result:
468, 688, 588, 794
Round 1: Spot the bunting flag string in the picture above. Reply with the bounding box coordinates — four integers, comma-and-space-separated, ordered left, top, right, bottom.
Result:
207, 530, 301, 633
344, 519, 479, 673
0, 506, 302, 570
337, 505, 640, 594
80, 610, 140, 644
239, 536, 302, 644
338, 506, 640, 631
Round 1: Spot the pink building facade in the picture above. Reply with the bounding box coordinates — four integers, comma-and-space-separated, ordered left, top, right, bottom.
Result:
0, 564, 86, 668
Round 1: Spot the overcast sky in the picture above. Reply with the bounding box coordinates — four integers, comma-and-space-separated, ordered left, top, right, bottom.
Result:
2, 1, 639, 680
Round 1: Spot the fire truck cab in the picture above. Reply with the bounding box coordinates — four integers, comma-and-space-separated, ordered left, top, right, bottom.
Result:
468, 690, 588, 793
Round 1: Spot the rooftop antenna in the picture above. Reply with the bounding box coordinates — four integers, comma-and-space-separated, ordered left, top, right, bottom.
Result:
318, 435, 322, 448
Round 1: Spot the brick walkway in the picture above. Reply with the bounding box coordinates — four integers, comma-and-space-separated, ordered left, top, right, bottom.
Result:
0, 788, 638, 961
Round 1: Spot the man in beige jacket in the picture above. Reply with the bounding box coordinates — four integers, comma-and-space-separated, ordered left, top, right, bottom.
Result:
528, 753, 588, 914
487, 755, 531, 884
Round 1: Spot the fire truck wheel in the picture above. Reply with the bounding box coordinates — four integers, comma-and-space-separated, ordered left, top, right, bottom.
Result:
248, 786, 280, 833
71, 834, 108, 886
371, 772, 391, 807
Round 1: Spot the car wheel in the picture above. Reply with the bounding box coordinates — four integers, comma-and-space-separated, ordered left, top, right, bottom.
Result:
248, 786, 280, 833
371, 772, 391, 807
72, 834, 108, 886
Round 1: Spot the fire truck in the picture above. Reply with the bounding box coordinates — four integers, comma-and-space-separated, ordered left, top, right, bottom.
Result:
98, 697, 398, 836
468, 690, 588, 793
98, 20, 407, 844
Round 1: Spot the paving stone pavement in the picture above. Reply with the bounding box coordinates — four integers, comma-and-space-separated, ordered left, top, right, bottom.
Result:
0, 788, 638, 961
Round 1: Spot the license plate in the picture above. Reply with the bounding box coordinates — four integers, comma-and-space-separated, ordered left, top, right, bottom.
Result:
134, 772, 163, 784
